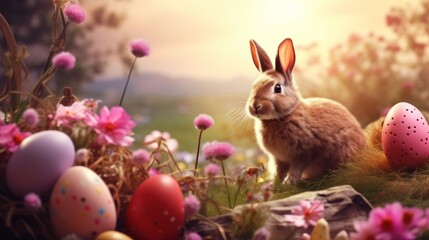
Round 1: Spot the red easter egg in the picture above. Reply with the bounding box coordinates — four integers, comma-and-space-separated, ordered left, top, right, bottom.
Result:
382, 102, 429, 169
126, 174, 184, 240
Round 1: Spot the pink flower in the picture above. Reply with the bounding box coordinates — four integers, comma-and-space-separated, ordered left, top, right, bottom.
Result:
352, 202, 425, 240
64, 4, 86, 24
52, 51, 76, 70
0, 124, 31, 152
348, 33, 362, 44
184, 195, 201, 217
284, 200, 324, 228
370, 203, 423, 239
402, 80, 415, 90
144, 130, 179, 152
300, 233, 310, 240
54, 100, 87, 127
86, 106, 136, 147
350, 220, 377, 240
412, 42, 426, 57
22, 108, 39, 127
204, 163, 220, 176
132, 149, 151, 166
148, 168, 160, 177
386, 13, 402, 29
253, 227, 271, 240
130, 39, 150, 58
424, 209, 429, 229
202, 141, 235, 161
24, 193, 42, 210
82, 98, 102, 112
184, 232, 202, 240
75, 148, 90, 164
386, 43, 401, 52
194, 114, 214, 130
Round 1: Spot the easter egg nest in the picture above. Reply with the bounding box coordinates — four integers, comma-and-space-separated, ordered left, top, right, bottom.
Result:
0, 145, 148, 239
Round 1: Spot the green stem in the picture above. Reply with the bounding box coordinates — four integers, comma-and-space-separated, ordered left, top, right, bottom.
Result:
285, 227, 298, 240
221, 161, 231, 208
193, 129, 203, 176
119, 57, 137, 106
232, 184, 242, 208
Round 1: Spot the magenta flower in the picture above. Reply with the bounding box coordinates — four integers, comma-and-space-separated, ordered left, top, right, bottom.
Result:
184, 195, 201, 217
22, 108, 39, 127
132, 149, 151, 166
194, 114, 214, 130
0, 124, 31, 152
202, 141, 235, 161
351, 202, 427, 240
75, 148, 90, 164
130, 39, 150, 58
148, 168, 160, 177
144, 130, 179, 152
24, 193, 42, 210
86, 106, 136, 147
284, 200, 324, 229
371, 203, 423, 240
52, 51, 76, 70
204, 163, 220, 176
184, 232, 202, 240
253, 227, 271, 240
64, 4, 86, 24
54, 100, 87, 127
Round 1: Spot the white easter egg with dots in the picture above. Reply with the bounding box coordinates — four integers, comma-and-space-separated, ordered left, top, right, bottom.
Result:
49, 166, 116, 240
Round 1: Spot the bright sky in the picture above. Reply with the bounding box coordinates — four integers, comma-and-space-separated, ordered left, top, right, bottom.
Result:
92, 0, 413, 81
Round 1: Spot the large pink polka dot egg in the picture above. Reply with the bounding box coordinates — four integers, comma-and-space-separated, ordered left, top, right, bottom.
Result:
49, 166, 116, 240
382, 102, 429, 169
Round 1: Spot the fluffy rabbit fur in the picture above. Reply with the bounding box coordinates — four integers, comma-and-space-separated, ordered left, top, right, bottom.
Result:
246, 38, 365, 185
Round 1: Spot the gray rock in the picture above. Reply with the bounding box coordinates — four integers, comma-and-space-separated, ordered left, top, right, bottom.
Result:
186, 185, 372, 239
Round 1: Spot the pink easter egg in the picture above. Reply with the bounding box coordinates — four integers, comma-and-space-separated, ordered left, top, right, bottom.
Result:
382, 102, 429, 169
50, 166, 116, 240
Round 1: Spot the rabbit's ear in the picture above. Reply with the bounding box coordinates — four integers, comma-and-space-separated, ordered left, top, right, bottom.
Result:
250, 39, 273, 72
275, 38, 296, 79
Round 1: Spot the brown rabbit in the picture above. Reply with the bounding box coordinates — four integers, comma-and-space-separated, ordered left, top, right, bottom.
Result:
246, 38, 365, 185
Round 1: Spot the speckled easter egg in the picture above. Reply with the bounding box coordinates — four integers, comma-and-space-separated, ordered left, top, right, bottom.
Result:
6, 130, 75, 196
126, 174, 185, 240
50, 166, 116, 240
382, 102, 429, 169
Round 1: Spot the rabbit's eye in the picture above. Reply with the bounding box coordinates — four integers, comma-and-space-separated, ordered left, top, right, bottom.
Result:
274, 84, 282, 93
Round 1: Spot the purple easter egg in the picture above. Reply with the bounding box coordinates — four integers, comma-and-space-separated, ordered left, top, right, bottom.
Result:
6, 130, 75, 196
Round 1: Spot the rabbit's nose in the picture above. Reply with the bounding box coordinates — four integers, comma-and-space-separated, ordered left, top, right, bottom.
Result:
253, 103, 262, 113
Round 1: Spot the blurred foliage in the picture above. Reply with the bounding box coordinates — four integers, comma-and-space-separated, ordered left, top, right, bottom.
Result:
295, 0, 429, 126
0, 0, 131, 94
